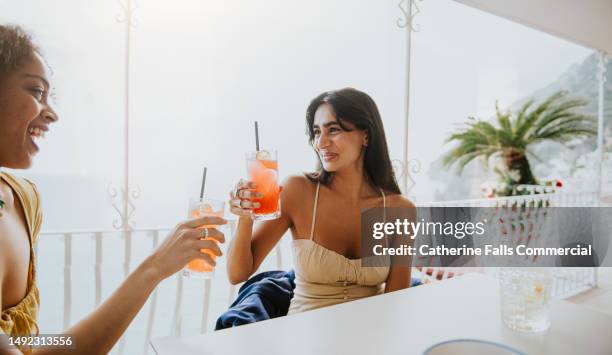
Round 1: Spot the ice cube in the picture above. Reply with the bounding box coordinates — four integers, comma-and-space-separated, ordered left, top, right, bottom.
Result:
200, 203, 213, 214
256, 150, 271, 160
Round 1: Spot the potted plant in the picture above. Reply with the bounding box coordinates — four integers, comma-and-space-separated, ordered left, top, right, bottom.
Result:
443, 91, 596, 196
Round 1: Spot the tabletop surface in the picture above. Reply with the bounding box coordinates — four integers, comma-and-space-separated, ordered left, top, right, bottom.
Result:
151, 273, 612, 355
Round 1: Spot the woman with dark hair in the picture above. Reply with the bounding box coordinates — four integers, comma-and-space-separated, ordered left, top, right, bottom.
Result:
0, 25, 225, 354
227, 88, 414, 314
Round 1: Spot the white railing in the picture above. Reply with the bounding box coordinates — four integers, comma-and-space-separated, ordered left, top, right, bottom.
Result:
422, 188, 600, 208
36, 189, 601, 354
37, 220, 288, 355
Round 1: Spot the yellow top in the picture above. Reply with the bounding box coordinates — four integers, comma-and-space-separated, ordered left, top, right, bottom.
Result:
0, 172, 42, 342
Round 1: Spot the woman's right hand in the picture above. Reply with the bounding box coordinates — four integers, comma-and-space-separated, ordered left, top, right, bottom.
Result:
145, 216, 227, 282
229, 179, 262, 217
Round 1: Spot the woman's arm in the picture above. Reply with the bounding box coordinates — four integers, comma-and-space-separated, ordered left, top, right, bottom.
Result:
40, 258, 160, 355
0, 264, 161, 355
227, 176, 303, 284
226, 215, 290, 284
36, 216, 226, 355
384, 195, 416, 293
384, 266, 411, 293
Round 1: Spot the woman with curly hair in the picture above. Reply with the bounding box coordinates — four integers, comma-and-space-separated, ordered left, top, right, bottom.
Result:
0, 25, 225, 354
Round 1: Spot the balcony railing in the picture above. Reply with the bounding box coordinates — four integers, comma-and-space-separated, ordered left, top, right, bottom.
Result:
36, 221, 257, 355
419, 188, 600, 298
36, 189, 601, 354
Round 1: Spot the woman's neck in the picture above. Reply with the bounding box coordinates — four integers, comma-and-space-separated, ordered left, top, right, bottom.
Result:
328, 159, 376, 204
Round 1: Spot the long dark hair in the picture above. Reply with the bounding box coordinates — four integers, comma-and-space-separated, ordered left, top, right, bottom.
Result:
305, 87, 401, 195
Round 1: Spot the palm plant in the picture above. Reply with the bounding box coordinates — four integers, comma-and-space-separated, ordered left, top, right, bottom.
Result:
443, 90, 596, 195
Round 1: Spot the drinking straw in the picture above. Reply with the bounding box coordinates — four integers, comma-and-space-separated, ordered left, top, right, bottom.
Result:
199, 167, 207, 199
254, 121, 260, 151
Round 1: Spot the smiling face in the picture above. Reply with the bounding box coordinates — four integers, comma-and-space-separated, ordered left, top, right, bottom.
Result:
0, 52, 58, 169
312, 103, 368, 173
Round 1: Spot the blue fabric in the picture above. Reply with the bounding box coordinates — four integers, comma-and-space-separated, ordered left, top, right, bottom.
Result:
215, 269, 422, 330
215, 270, 296, 330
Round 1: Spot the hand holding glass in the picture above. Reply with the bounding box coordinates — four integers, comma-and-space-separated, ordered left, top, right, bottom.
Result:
183, 197, 225, 279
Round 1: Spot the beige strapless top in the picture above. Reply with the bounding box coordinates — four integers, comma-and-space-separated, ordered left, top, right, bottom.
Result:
288, 182, 390, 314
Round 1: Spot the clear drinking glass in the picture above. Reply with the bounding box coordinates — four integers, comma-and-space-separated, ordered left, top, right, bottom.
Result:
182, 197, 225, 279
499, 267, 553, 332
246, 150, 280, 220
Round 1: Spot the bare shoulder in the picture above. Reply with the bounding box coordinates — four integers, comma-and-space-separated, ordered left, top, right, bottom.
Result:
280, 175, 314, 213
281, 175, 314, 196
386, 193, 415, 209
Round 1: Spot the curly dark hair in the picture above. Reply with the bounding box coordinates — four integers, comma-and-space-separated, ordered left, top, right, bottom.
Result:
0, 25, 38, 76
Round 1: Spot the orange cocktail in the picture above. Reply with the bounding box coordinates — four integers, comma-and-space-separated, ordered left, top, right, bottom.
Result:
246, 150, 280, 220
183, 198, 225, 279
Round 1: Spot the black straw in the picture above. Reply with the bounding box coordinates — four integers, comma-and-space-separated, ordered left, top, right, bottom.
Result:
199, 167, 207, 199
254, 121, 260, 151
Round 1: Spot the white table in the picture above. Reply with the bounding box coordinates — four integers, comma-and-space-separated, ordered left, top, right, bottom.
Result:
151, 274, 612, 355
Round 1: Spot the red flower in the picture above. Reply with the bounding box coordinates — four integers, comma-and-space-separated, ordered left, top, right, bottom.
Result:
556, 180, 563, 187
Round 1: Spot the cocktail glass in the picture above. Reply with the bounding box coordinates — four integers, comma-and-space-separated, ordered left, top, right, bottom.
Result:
499, 267, 552, 332
246, 150, 280, 220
